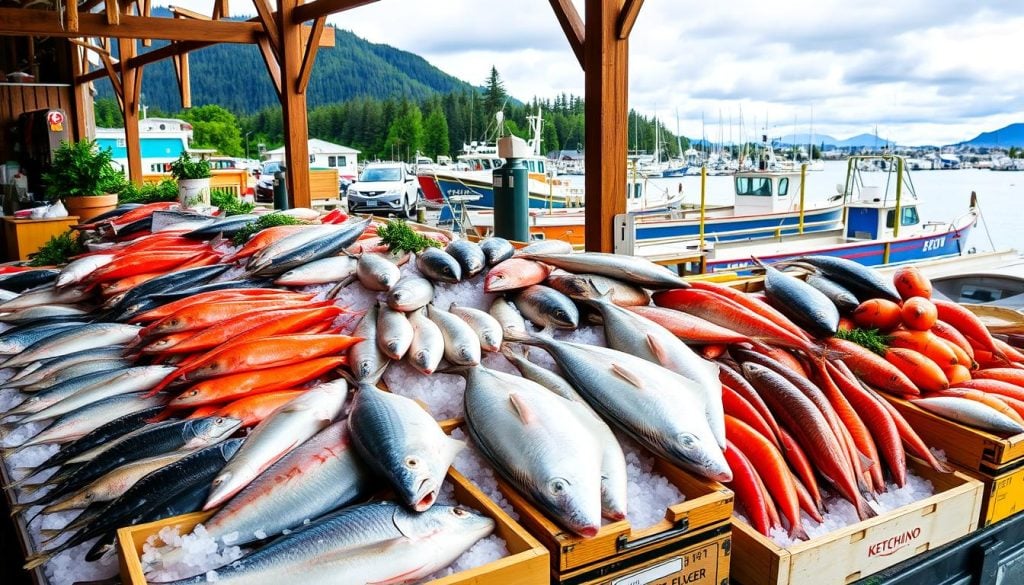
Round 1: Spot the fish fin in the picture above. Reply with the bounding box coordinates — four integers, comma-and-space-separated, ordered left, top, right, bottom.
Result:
789, 523, 809, 541
326, 275, 357, 300
509, 393, 538, 425
857, 497, 878, 521
857, 451, 875, 471
610, 363, 645, 389
447, 437, 466, 458
749, 256, 767, 271
646, 334, 673, 367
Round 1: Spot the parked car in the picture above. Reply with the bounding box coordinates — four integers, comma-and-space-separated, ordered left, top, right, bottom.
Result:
255, 161, 282, 202
346, 162, 420, 218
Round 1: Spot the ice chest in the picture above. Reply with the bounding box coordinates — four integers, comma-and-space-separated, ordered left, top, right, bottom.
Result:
116, 468, 549, 585
729, 458, 983, 585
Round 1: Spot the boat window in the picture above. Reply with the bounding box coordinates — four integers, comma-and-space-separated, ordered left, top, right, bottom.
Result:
527, 160, 536, 173
778, 178, 789, 196
735, 176, 772, 196
538, 161, 545, 173
481, 159, 492, 171
884, 206, 921, 228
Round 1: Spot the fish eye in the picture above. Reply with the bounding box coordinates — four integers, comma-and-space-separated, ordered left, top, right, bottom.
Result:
677, 432, 697, 449
452, 507, 468, 517
215, 417, 225, 424
406, 456, 420, 468
548, 477, 568, 495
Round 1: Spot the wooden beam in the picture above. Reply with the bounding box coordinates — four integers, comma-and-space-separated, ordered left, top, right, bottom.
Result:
296, 16, 325, 94
278, 0, 311, 209
100, 52, 124, 105
69, 43, 92, 141
105, 0, 120, 25
67, 0, 79, 33
584, 0, 629, 253
292, 0, 377, 25
169, 6, 211, 20
257, 36, 283, 99
616, 0, 643, 39
252, 0, 281, 59
0, 9, 264, 43
118, 37, 144, 185
215, 0, 229, 19
549, 0, 585, 69
173, 52, 192, 108
141, 0, 153, 45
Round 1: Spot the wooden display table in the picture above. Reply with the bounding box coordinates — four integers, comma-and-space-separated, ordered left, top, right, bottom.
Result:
3, 216, 79, 261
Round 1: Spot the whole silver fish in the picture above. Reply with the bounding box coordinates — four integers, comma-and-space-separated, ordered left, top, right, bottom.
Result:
153, 502, 494, 585
457, 364, 605, 536
579, 285, 725, 448
247, 224, 348, 272
513, 284, 579, 329
4, 368, 140, 418
480, 236, 515, 266
19, 365, 178, 423
274, 256, 358, 286
8, 393, 166, 452
1, 323, 141, 368
204, 381, 349, 509
0, 305, 89, 323
547, 271, 651, 307
489, 296, 527, 337
519, 239, 573, 255
22, 358, 133, 393
162, 420, 375, 570
416, 247, 462, 283
512, 331, 732, 482
6, 346, 130, 387
0, 287, 91, 311
348, 381, 463, 511
406, 307, 445, 374
520, 251, 688, 289
0, 321, 85, 355
55, 254, 115, 288
805, 273, 860, 313
387, 276, 434, 311
356, 253, 401, 291
501, 346, 628, 521
427, 305, 481, 366
759, 260, 840, 337
376, 302, 413, 360
250, 219, 370, 276
449, 302, 503, 352
446, 240, 486, 277
912, 397, 1024, 434
349, 305, 389, 382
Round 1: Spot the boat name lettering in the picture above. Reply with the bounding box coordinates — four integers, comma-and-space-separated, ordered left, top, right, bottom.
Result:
867, 527, 921, 557
922, 237, 946, 252
447, 188, 478, 197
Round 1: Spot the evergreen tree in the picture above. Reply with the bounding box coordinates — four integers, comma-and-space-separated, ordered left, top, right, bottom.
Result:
383, 100, 424, 162
181, 105, 244, 156
94, 98, 123, 128
482, 66, 507, 119
423, 104, 450, 159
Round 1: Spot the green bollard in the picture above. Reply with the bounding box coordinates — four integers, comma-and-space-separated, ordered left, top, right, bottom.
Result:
273, 167, 289, 211
493, 157, 529, 242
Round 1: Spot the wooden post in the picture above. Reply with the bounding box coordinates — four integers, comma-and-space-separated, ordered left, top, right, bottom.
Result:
68, 42, 93, 141
277, 0, 311, 209
118, 37, 144, 185
583, 0, 629, 253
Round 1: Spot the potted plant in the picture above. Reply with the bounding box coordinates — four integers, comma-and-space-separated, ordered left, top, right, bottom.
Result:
170, 151, 212, 207
42, 139, 122, 222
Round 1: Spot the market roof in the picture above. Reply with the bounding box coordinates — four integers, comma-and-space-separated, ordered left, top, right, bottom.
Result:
266, 138, 360, 156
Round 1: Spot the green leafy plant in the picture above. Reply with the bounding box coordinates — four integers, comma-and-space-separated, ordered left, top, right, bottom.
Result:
42, 140, 123, 200
211, 188, 255, 216
231, 213, 303, 245
169, 151, 211, 181
28, 230, 85, 267
376, 218, 441, 253
116, 180, 180, 204
835, 327, 891, 356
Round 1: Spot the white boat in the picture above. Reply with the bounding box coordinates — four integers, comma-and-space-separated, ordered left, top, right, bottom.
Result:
95, 117, 193, 173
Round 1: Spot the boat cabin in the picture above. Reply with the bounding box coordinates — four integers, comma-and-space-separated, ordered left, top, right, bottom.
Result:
845, 196, 922, 240
733, 170, 806, 214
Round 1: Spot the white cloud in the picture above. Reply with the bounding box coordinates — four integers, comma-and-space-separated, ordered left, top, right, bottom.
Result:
157, 0, 1024, 145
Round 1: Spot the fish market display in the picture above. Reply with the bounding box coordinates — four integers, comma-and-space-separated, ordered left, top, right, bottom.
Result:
0, 205, 1005, 584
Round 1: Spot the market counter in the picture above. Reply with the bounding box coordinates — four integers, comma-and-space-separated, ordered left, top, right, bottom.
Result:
3, 216, 79, 261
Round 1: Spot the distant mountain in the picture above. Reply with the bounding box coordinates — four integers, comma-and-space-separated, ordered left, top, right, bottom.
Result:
96, 9, 477, 114
959, 123, 1024, 148
776, 133, 840, 147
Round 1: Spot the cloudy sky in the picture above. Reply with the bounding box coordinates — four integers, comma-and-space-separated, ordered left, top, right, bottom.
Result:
163, 0, 1024, 145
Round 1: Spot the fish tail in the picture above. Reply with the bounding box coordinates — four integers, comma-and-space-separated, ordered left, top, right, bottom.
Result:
855, 495, 878, 521
23, 553, 52, 570
788, 523, 809, 541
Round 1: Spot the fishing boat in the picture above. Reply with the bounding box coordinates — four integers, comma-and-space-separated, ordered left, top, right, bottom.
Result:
95, 117, 193, 173
624, 155, 978, 274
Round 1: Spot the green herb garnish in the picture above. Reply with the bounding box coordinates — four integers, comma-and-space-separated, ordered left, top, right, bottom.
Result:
211, 188, 255, 216
376, 219, 441, 254
835, 327, 891, 356
116, 180, 179, 204
231, 213, 303, 246
28, 230, 85, 267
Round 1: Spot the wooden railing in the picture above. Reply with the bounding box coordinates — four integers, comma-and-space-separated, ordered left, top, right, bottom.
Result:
142, 169, 250, 196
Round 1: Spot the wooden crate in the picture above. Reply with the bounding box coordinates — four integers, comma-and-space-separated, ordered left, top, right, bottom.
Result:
730, 458, 983, 585
3, 216, 80, 261
456, 435, 733, 583
117, 468, 548, 585
952, 461, 1024, 527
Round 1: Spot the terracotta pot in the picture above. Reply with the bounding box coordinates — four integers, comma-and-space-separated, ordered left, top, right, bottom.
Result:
63, 193, 118, 223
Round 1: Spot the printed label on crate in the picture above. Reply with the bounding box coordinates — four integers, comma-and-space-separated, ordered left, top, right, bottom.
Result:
611, 543, 719, 585
866, 526, 922, 558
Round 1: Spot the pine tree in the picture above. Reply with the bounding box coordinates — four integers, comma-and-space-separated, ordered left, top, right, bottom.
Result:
482, 66, 507, 119
423, 104, 450, 159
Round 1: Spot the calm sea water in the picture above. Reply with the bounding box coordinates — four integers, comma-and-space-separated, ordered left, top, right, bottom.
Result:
623, 161, 1023, 253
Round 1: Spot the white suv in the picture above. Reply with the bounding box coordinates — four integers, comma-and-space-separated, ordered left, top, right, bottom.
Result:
346, 162, 420, 218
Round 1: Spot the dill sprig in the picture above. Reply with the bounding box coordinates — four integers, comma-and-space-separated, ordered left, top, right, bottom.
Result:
835, 327, 891, 356
28, 230, 85, 267
376, 219, 441, 254
231, 213, 303, 246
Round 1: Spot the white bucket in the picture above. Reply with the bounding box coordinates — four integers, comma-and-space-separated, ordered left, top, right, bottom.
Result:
178, 178, 211, 208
